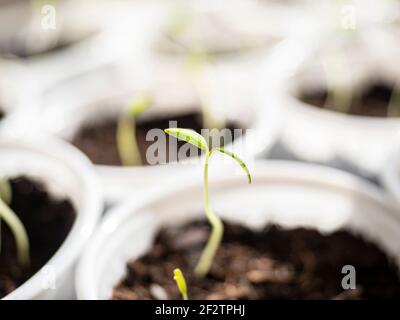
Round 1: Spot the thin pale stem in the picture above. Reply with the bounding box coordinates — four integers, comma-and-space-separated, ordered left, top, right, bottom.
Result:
0, 178, 12, 255
187, 55, 225, 131
0, 197, 30, 266
322, 51, 355, 114
116, 114, 142, 167
194, 150, 224, 278
387, 83, 400, 118
0, 178, 12, 205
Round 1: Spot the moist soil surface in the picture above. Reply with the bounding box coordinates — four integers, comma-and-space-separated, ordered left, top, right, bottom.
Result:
72, 111, 241, 166
0, 177, 76, 298
301, 83, 394, 117
113, 220, 400, 300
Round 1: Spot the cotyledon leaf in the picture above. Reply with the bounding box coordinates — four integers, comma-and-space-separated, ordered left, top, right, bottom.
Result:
164, 128, 209, 151
213, 147, 252, 184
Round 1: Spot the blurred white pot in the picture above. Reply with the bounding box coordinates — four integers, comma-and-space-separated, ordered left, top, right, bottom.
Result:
0, 58, 33, 117
0, 135, 103, 300
0, 0, 111, 58
381, 139, 400, 209
274, 40, 400, 176
75, 160, 400, 300
112, 0, 310, 77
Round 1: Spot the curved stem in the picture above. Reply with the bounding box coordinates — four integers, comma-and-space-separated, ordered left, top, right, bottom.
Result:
116, 114, 142, 167
194, 150, 224, 278
0, 197, 30, 266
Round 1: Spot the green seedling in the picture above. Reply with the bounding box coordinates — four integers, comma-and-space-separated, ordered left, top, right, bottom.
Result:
116, 96, 151, 167
387, 82, 400, 117
173, 268, 188, 300
165, 128, 251, 278
321, 50, 357, 114
165, 6, 192, 41
0, 178, 30, 266
185, 50, 225, 132
164, 6, 227, 132
0, 178, 12, 205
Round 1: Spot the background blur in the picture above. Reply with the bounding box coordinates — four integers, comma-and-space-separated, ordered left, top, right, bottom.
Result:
0, 0, 399, 182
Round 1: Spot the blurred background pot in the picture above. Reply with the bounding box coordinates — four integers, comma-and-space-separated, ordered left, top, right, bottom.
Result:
0, 135, 103, 300
381, 138, 400, 210
272, 34, 400, 177
76, 160, 400, 299
0, 0, 111, 59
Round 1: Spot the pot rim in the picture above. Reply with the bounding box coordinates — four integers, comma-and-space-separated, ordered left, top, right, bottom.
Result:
380, 137, 400, 204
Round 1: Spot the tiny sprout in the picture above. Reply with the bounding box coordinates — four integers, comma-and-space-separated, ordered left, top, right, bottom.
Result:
116, 96, 151, 167
322, 51, 357, 114
0, 178, 30, 266
173, 268, 188, 300
165, 128, 251, 278
387, 82, 400, 118
185, 50, 225, 132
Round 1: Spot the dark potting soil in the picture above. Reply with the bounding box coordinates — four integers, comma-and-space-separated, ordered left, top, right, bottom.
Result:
0, 177, 76, 298
301, 83, 394, 117
71, 112, 241, 166
113, 221, 400, 300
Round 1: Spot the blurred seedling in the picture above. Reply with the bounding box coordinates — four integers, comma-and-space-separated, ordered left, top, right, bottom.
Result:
321, 50, 359, 114
164, 7, 226, 131
173, 268, 188, 300
387, 81, 400, 117
116, 96, 151, 167
185, 50, 226, 133
164, 128, 251, 278
0, 178, 30, 266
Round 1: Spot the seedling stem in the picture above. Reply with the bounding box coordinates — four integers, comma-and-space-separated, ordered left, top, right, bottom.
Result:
0, 188, 30, 266
164, 128, 251, 278
116, 96, 151, 166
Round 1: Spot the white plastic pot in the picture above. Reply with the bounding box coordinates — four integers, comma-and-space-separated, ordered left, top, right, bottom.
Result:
274, 39, 400, 176
0, 58, 32, 116
0, 0, 110, 59
381, 139, 400, 209
0, 135, 103, 300
76, 160, 400, 300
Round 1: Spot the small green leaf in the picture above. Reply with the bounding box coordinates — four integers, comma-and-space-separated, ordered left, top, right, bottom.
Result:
165, 128, 208, 151
214, 148, 252, 184
128, 96, 151, 117
173, 268, 188, 300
